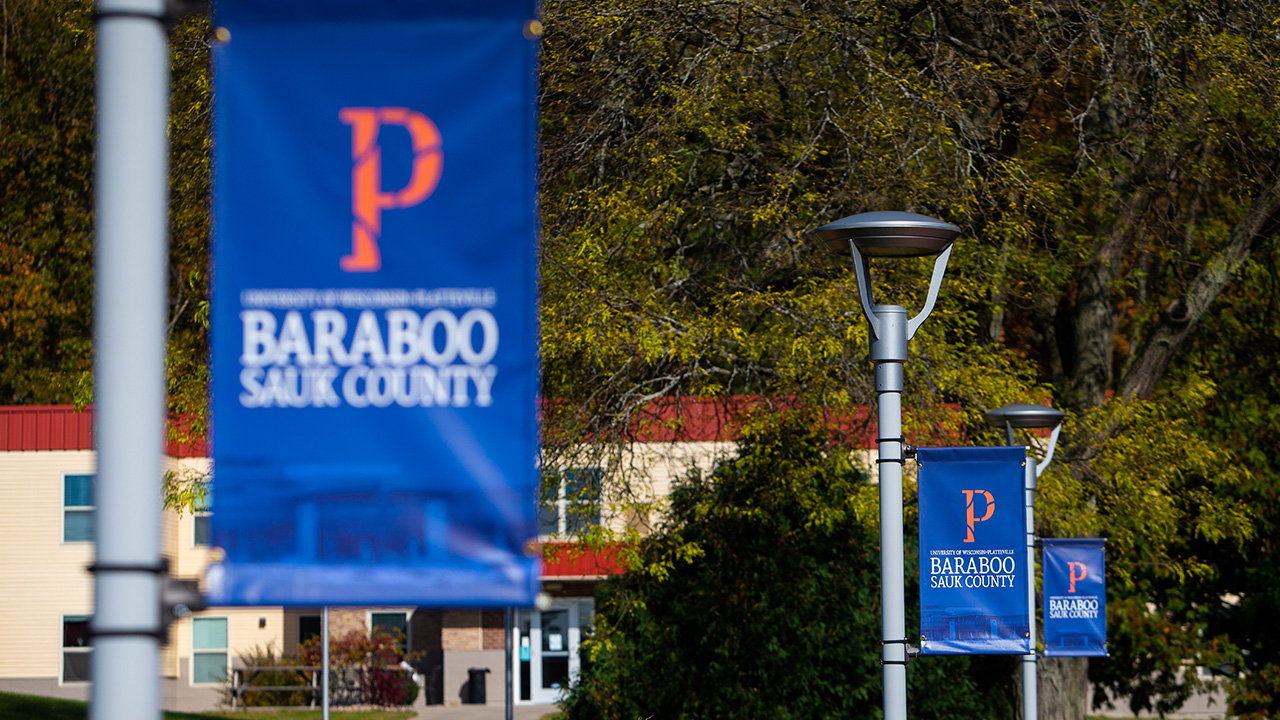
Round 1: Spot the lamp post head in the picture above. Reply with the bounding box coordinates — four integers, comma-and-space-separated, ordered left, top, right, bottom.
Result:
984, 403, 1065, 429
814, 210, 961, 258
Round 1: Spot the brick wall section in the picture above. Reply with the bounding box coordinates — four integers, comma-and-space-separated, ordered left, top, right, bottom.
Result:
329, 608, 367, 638
481, 610, 505, 650
441, 610, 481, 650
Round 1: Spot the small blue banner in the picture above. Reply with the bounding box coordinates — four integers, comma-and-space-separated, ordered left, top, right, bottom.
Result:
918, 447, 1030, 654
206, 0, 541, 606
1042, 538, 1107, 656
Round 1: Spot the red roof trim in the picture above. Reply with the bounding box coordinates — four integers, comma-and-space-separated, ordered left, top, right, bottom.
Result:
543, 396, 882, 447
0, 397, 971, 456
0, 406, 94, 452
647, 396, 877, 446
541, 542, 627, 579
0, 406, 207, 457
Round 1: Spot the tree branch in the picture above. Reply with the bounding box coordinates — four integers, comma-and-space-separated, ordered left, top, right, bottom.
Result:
1121, 177, 1280, 399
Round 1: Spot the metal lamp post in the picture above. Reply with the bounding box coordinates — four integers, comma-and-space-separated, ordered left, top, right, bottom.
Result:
983, 403, 1065, 720
815, 211, 961, 720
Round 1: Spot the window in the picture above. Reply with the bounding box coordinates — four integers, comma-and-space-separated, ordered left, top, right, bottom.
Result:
62, 615, 92, 683
371, 611, 409, 653
192, 617, 228, 684
63, 474, 95, 542
193, 514, 211, 546
192, 485, 212, 547
538, 468, 602, 537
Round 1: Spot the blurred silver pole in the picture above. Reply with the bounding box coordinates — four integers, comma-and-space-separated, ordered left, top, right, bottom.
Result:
505, 608, 514, 720
91, 1, 170, 719
323, 606, 330, 720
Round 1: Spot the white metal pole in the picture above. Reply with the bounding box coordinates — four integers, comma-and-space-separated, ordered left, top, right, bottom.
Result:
323, 606, 330, 720
870, 304, 910, 720
91, 1, 169, 719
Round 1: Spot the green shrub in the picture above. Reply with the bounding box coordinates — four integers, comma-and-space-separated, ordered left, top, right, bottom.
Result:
228, 643, 315, 707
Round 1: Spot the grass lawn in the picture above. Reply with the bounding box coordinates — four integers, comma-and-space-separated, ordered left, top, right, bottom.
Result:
0, 692, 414, 720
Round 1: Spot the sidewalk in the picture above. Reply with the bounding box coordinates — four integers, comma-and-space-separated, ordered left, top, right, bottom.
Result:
414, 704, 558, 720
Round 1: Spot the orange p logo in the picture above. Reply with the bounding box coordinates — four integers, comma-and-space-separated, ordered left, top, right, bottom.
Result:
338, 107, 443, 272
962, 489, 995, 543
1067, 561, 1088, 593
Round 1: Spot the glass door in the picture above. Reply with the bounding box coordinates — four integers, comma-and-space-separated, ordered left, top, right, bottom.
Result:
514, 599, 591, 704
537, 607, 571, 701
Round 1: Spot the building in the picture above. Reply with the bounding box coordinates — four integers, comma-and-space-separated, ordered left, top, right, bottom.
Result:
0, 401, 832, 710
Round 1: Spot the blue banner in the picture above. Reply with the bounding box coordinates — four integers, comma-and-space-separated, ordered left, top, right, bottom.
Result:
917, 447, 1030, 654
206, 0, 541, 606
1042, 538, 1107, 656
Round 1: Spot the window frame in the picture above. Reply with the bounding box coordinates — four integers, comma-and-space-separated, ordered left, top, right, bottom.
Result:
192, 511, 212, 547
62, 473, 96, 544
191, 483, 212, 547
538, 467, 603, 538
60, 614, 92, 685
191, 616, 229, 686
368, 610, 412, 654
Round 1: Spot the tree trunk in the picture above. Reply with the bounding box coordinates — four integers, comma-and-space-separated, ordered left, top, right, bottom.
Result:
1068, 258, 1114, 409
1067, 197, 1146, 411
1039, 657, 1089, 720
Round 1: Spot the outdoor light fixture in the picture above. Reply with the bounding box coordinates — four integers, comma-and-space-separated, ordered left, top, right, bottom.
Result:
815, 211, 960, 720
984, 402, 1065, 720
986, 403, 1067, 438
816, 210, 961, 258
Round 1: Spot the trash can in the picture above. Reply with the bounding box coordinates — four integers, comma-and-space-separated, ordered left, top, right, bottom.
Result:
466, 667, 490, 704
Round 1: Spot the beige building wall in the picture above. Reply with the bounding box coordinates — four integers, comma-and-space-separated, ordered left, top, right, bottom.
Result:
599, 441, 877, 533
168, 456, 214, 582
0, 450, 290, 694
593, 441, 735, 535
0, 450, 97, 682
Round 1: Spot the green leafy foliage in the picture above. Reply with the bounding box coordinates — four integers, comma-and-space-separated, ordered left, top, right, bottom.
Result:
0, 0, 211, 417
165, 12, 214, 434
1172, 239, 1280, 719
0, 1, 95, 403
227, 631, 419, 709
536, 2, 1280, 716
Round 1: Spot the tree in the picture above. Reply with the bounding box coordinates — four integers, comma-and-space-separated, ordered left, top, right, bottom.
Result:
536, 2, 1276, 717
1154, 238, 1280, 720
1, 0, 211, 507
5, 0, 1278, 715
0, 0, 210, 421
0, 0, 96, 404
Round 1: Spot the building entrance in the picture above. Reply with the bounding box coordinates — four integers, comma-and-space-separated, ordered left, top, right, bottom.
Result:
514, 599, 593, 704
